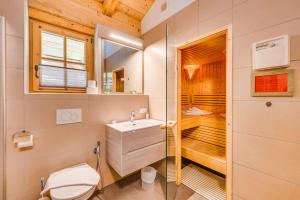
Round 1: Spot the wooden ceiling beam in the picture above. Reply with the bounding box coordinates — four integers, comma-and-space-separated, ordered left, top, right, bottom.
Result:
119, 0, 154, 15
29, 7, 95, 35
116, 2, 144, 21
102, 0, 119, 17
29, 0, 141, 36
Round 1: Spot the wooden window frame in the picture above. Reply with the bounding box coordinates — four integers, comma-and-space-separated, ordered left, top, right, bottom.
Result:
29, 19, 94, 93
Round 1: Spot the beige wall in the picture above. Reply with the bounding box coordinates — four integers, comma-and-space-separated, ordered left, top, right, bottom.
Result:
144, 0, 300, 199
1, 0, 149, 199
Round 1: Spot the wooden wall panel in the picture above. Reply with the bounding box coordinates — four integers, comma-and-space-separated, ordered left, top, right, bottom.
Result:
181, 60, 226, 96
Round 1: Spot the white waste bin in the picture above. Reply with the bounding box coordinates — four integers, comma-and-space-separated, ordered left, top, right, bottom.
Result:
141, 166, 157, 190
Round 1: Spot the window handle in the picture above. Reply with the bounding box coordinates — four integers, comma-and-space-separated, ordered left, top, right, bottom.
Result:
35, 65, 39, 78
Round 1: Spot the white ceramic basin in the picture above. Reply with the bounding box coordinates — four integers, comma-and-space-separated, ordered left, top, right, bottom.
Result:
106, 119, 164, 132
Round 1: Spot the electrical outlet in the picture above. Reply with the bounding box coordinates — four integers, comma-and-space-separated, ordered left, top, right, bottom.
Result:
56, 109, 82, 125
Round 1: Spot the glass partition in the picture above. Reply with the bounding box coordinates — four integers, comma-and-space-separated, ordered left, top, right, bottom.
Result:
165, 23, 179, 200
0, 16, 5, 200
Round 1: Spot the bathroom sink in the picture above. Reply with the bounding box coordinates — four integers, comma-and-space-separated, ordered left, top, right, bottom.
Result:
106, 119, 164, 132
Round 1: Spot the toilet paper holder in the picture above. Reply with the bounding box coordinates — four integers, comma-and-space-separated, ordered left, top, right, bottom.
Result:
12, 130, 32, 139
12, 130, 34, 148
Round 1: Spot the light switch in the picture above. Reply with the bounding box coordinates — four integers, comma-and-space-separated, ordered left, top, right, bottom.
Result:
56, 109, 82, 125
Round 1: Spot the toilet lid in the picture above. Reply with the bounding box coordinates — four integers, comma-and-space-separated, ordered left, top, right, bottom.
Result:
49, 163, 99, 200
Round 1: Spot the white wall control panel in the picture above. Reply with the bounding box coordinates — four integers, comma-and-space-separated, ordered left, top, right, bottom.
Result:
252, 35, 290, 70
56, 109, 82, 125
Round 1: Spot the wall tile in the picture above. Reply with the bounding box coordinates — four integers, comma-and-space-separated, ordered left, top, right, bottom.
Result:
5, 68, 24, 100
233, 0, 300, 37
6, 35, 23, 68
25, 99, 88, 131
233, 0, 247, 7
233, 132, 300, 185
88, 96, 131, 124
233, 164, 300, 200
233, 67, 252, 99
198, 0, 232, 22
2, 0, 24, 37
167, 1, 198, 46
198, 9, 233, 37
5, 99, 24, 134
233, 100, 300, 143
233, 18, 300, 68
232, 194, 245, 200
148, 97, 166, 120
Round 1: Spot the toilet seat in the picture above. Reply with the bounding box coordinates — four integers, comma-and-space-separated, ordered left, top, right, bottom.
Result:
47, 163, 100, 200
50, 185, 95, 200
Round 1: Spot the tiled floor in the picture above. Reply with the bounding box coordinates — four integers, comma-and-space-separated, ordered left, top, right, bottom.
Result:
89, 172, 207, 200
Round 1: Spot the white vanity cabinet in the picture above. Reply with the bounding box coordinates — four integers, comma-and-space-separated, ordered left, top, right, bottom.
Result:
106, 119, 165, 177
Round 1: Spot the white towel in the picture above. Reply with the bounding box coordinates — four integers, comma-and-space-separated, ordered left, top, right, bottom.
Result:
182, 107, 212, 116
41, 163, 99, 195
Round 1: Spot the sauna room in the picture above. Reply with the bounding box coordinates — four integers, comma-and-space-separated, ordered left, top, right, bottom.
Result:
177, 30, 227, 198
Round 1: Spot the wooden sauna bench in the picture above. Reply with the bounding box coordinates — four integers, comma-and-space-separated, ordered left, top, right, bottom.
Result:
181, 113, 226, 175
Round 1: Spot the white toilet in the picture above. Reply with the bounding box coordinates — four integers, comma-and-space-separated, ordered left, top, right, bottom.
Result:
43, 163, 100, 200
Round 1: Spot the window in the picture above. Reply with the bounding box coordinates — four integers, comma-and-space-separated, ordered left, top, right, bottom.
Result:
30, 20, 93, 92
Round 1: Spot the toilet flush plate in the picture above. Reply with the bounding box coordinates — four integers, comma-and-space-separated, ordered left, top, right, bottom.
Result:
56, 109, 82, 125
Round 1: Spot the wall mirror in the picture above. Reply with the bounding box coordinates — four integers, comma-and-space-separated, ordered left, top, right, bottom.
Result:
101, 40, 143, 94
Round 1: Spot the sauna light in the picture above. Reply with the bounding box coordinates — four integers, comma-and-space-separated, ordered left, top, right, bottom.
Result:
109, 33, 143, 47
184, 65, 200, 79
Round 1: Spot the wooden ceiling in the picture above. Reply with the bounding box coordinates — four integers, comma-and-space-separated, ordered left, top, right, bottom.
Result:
181, 33, 226, 66
28, 0, 155, 36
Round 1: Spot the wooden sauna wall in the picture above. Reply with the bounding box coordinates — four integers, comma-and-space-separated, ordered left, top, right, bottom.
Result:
181, 60, 226, 94
181, 40, 226, 113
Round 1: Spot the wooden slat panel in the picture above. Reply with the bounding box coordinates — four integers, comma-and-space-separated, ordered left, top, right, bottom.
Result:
183, 125, 226, 147
192, 95, 226, 106
181, 61, 226, 100
116, 2, 144, 21
29, 7, 95, 36
181, 114, 225, 131
181, 94, 190, 106
181, 138, 226, 174
119, 0, 154, 15
29, 0, 141, 36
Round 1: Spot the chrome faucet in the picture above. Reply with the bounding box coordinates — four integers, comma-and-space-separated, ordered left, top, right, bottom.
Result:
130, 111, 136, 125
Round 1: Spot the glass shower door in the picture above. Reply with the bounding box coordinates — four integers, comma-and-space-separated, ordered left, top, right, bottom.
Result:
165, 23, 180, 200
0, 16, 5, 200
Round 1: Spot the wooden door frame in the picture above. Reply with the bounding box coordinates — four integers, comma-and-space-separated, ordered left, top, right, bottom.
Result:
175, 25, 233, 200
112, 66, 124, 92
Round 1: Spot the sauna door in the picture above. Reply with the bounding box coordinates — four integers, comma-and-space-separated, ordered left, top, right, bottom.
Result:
112, 68, 124, 92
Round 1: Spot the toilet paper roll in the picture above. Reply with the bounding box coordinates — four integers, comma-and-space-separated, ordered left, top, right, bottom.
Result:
87, 80, 97, 88
86, 87, 99, 94
17, 135, 33, 148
